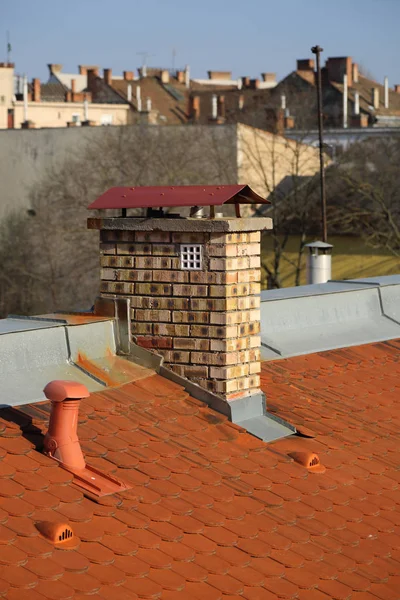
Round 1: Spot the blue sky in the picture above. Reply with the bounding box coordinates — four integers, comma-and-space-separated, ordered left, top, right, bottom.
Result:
3, 0, 400, 86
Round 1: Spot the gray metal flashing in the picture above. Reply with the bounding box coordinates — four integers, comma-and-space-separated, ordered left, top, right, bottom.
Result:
261, 274, 400, 360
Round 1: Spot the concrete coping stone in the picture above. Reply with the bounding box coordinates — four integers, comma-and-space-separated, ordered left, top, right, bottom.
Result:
87, 216, 273, 233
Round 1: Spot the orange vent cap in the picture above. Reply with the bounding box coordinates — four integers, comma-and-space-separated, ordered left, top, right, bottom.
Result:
288, 451, 326, 473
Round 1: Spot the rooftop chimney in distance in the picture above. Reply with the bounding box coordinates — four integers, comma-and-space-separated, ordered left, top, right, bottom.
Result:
123, 70, 134, 81
384, 76, 389, 108
352, 62, 359, 84
103, 68, 112, 86
372, 87, 379, 109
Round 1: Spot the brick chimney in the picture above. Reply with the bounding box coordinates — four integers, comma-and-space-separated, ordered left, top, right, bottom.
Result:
161, 70, 170, 84
190, 95, 200, 120
326, 57, 352, 87
241, 76, 250, 88
351, 113, 369, 128
394, 85, 400, 94
296, 59, 315, 84
208, 71, 232, 81
88, 186, 272, 402
79, 65, 99, 76
32, 78, 41, 102
103, 68, 112, 86
261, 73, 276, 84
123, 71, 134, 81
87, 69, 98, 95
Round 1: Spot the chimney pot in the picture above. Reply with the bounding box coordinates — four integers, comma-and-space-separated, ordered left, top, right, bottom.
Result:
32, 78, 41, 102
161, 69, 170, 84
372, 87, 379, 109
103, 68, 112, 86
352, 62, 359, 84
123, 70, 134, 81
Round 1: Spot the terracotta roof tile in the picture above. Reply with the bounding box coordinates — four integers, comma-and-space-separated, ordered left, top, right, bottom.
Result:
0, 339, 400, 598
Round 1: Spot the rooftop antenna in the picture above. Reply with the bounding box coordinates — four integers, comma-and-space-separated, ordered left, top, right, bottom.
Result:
172, 47, 176, 71
311, 44, 328, 243
6, 30, 11, 65
137, 51, 155, 77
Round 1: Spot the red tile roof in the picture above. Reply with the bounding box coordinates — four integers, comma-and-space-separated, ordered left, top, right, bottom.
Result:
0, 339, 399, 598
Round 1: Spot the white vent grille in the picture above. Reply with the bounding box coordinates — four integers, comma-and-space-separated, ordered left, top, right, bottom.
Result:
180, 244, 202, 270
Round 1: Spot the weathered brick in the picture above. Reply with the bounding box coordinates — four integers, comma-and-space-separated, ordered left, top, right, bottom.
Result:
101, 230, 135, 243
209, 284, 250, 298
100, 281, 134, 294
172, 311, 209, 324
209, 311, 250, 325
153, 270, 189, 283
238, 321, 261, 336
249, 282, 261, 295
173, 337, 210, 351
152, 244, 178, 256
181, 365, 209, 379
130, 298, 144, 309
209, 364, 249, 379
249, 361, 261, 375
100, 243, 116, 255
190, 298, 237, 312
135, 336, 173, 349
237, 296, 260, 310
249, 309, 261, 321
136, 283, 172, 296
116, 243, 152, 255
209, 232, 248, 244
191, 351, 238, 365
136, 256, 172, 269
248, 231, 261, 243
249, 335, 261, 348
131, 322, 152, 334
141, 297, 190, 310
210, 337, 249, 352
153, 323, 190, 336
101, 268, 116, 281
173, 284, 208, 297
206, 244, 237, 257
160, 350, 190, 363
236, 243, 260, 256
189, 272, 218, 284
237, 269, 260, 283
214, 378, 239, 394
135, 231, 171, 243
117, 269, 152, 282
190, 324, 238, 339
168, 364, 186, 377
249, 255, 261, 269
249, 374, 260, 388
209, 257, 250, 271
136, 309, 171, 322
172, 232, 207, 243
101, 255, 134, 268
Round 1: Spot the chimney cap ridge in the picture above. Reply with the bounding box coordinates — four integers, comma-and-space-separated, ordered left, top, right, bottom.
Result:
88, 184, 269, 211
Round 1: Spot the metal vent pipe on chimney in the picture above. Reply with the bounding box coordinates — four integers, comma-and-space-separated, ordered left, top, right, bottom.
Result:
185, 65, 190, 88
343, 74, 348, 128
281, 94, 286, 110
384, 76, 389, 109
127, 83, 132, 102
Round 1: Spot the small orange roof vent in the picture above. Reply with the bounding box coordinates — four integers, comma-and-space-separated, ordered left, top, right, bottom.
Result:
288, 451, 326, 473
36, 521, 74, 544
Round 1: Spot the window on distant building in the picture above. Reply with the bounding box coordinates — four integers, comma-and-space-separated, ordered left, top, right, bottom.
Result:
180, 244, 202, 270
101, 114, 113, 126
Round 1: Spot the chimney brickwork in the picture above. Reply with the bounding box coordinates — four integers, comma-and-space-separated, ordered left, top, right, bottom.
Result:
95, 220, 265, 401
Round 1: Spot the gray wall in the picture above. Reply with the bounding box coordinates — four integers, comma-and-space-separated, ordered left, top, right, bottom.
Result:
0, 127, 107, 217
0, 125, 238, 219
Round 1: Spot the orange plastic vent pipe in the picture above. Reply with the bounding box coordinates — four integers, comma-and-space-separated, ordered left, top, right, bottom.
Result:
43, 380, 90, 471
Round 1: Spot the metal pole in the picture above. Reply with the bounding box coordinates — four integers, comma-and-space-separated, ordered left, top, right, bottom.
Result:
311, 45, 328, 243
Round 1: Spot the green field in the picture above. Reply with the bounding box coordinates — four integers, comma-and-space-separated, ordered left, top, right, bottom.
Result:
261, 235, 400, 288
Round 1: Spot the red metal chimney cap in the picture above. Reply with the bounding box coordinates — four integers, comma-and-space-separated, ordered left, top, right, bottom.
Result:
44, 380, 90, 403
88, 184, 269, 210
